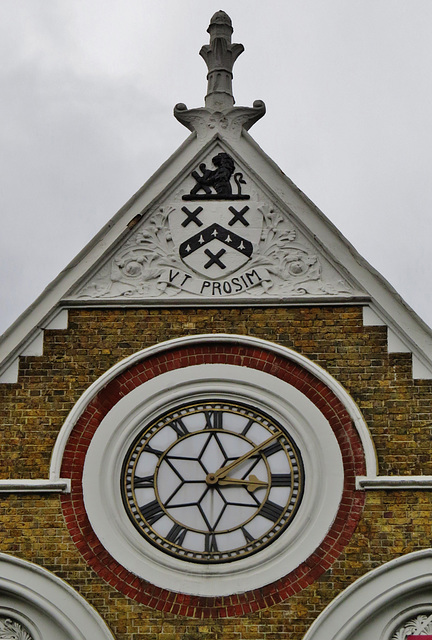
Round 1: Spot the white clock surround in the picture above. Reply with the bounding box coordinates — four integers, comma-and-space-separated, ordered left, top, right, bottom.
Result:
83, 363, 344, 597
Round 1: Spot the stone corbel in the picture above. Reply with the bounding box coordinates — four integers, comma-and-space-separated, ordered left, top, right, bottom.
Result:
174, 100, 266, 139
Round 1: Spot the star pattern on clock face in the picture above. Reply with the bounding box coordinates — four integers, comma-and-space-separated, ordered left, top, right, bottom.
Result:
157, 431, 271, 533
121, 401, 304, 563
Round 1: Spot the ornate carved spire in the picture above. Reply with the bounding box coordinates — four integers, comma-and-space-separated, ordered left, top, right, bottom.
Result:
199, 11, 244, 110
174, 11, 265, 138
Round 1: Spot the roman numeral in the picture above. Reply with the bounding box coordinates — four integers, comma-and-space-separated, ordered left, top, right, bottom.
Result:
204, 411, 223, 429
140, 500, 165, 526
271, 474, 292, 487
170, 418, 189, 438
241, 418, 255, 436
261, 440, 284, 457
133, 474, 154, 488
166, 523, 187, 546
204, 533, 218, 552
142, 444, 163, 458
260, 500, 284, 522
241, 526, 256, 544
213, 412, 223, 429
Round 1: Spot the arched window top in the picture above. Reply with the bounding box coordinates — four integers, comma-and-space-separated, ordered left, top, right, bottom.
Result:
50, 334, 377, 480
304, 550, 432, 640
0, 554, 115, 640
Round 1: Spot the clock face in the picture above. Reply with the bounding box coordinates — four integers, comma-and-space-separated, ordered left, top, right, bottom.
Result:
121, 400, 304, 563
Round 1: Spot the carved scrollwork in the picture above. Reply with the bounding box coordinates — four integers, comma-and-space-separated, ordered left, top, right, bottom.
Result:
246, 204, 351, 296
0, 618, 33, 640
74, 199, 353, 301
391, 613, 432, 640
77, 206, 182, 299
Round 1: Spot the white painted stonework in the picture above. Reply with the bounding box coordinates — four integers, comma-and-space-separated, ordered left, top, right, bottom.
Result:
391, 611, 432, 640
82, 363, 344, 596
2, 82, 432, 380
303, 549, 432, 640
0, 615, 35, 640
68, 143, 363, 303
0, 554, 115, 640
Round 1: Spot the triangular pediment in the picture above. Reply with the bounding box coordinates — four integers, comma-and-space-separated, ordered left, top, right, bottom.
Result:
1, 3, 432, 382
2, 127, 432, 382
65, 139, 366, 305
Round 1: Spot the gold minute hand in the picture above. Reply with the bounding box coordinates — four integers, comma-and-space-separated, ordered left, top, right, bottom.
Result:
213, 432, 280, 480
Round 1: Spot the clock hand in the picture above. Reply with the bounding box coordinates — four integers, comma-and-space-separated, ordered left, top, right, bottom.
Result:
211, 432, 280, 481
218, 474, 268, 492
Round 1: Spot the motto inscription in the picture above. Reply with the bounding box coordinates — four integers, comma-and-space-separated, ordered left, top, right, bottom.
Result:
75, 200, 353, 300
73, 157, 355, 301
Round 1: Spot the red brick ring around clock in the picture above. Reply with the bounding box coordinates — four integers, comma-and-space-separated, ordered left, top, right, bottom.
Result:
60, 342, 366, 618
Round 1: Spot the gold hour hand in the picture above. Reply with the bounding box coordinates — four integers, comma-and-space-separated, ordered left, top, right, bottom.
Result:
218, 474, 268, 492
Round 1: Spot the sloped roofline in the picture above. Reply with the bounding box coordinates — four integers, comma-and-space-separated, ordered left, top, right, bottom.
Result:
240, 128, 432, 373
0, 130, 201, 368
1, 126, 432, 378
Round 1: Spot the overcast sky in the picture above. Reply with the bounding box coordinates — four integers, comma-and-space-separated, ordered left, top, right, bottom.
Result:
1, 0, 432, 334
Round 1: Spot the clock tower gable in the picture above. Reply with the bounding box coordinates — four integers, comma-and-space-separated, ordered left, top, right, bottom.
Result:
65, 137, 366, 305
1, 12, 432, 382
1, 10, 432, 640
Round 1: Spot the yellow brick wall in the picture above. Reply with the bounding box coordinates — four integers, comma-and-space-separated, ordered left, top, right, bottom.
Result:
1, 305, 431, 637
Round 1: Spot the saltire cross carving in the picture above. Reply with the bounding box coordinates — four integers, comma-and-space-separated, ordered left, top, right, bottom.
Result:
181, 206, 204, 227
204, 248, 227, 270
228, 205, 250, 226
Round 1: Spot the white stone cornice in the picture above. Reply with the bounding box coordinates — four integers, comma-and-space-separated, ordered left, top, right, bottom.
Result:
0, 479, 70, 493
2, 477, 431, 494
356, 476, 432, 490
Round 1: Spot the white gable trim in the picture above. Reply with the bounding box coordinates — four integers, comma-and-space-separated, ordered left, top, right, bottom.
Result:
0, 131, 203, 378
1, 128, 432, 380
236, 131, 432, 376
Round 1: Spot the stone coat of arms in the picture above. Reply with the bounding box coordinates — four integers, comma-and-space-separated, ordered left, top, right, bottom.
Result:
170, 151, 262, 278
169, 200, 262, 279
72, 151, 357, 301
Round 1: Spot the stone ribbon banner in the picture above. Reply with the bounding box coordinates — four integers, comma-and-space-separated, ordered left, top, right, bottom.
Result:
160, 266, 271, 297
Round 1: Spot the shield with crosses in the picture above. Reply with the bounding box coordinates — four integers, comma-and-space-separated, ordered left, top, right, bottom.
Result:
169, 200, 263, 279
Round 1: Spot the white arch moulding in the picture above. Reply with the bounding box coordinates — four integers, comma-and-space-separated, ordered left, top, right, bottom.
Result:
49, 333, 378, 481
0, 553, 115, 640
302, 549, 432, 640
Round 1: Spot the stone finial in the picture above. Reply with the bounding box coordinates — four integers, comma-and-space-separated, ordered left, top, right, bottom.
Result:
174, 11, 265, 138
199, 10, 244, 111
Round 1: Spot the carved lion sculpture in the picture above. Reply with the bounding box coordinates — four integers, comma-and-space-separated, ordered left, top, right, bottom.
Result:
210, 152, 235, 195
190, 152, 235, 195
